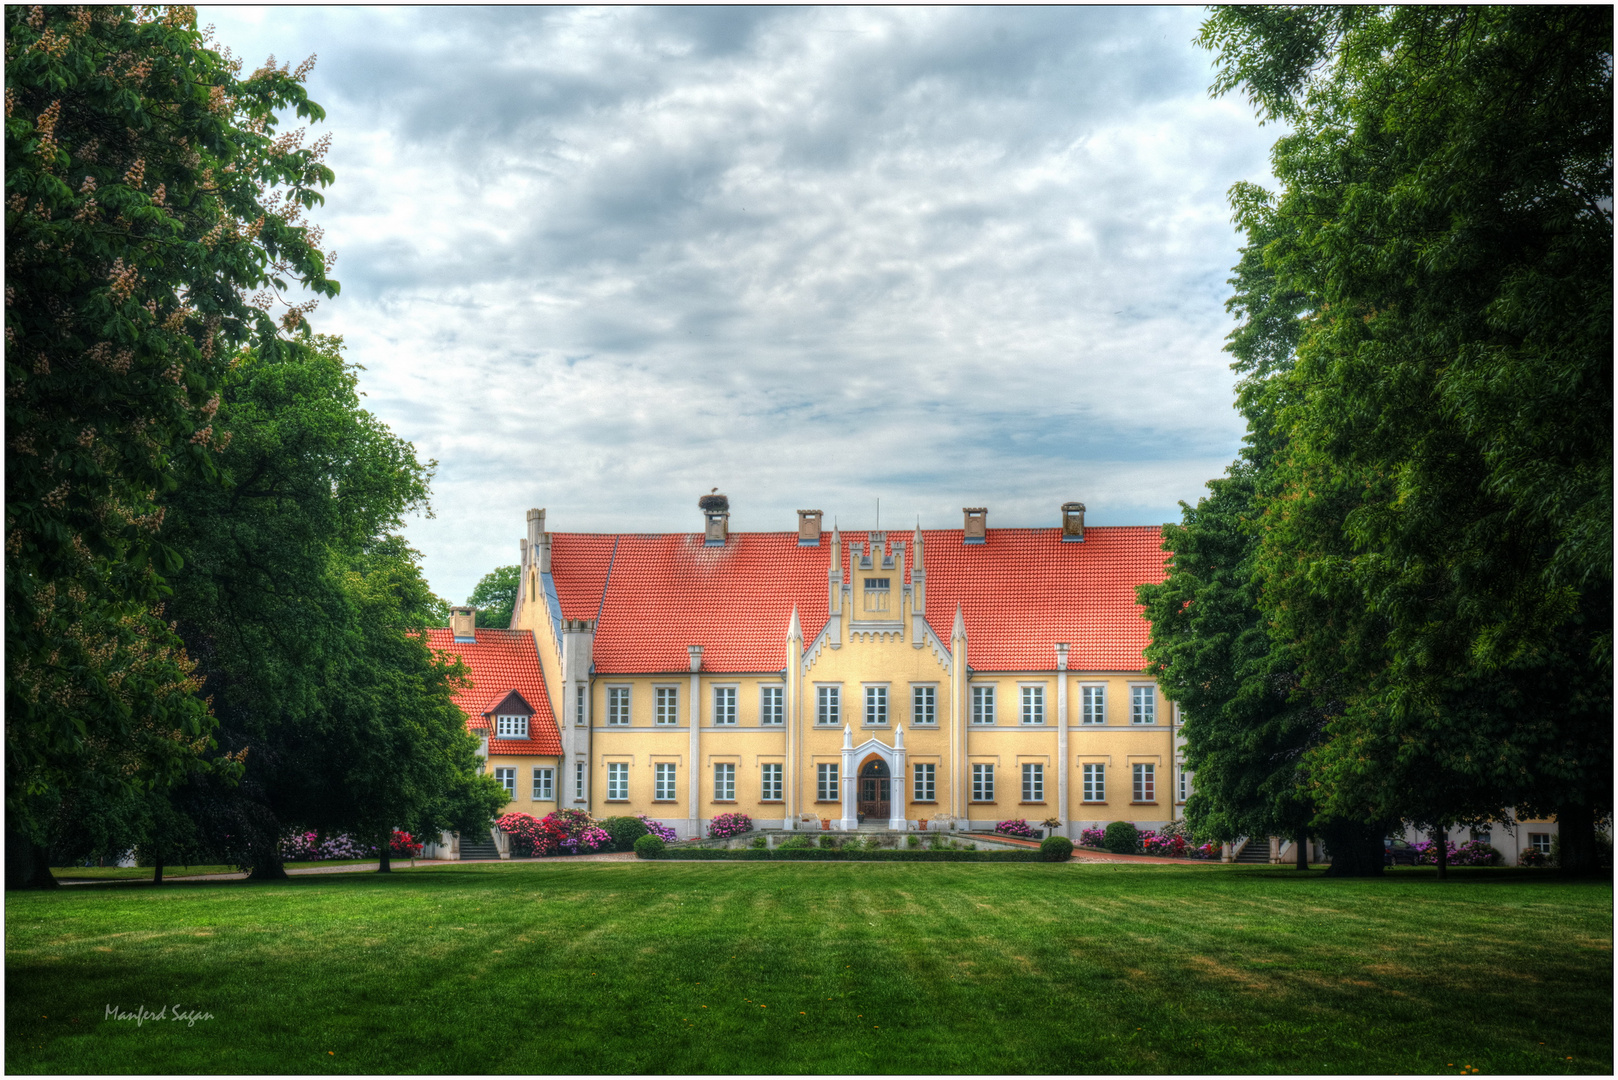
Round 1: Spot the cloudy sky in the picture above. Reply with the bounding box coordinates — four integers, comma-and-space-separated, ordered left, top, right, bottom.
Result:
200, 6, 1277, 605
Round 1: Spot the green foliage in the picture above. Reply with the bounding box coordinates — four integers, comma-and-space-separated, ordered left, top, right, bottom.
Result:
632, 833, 664, 860
777, 835, 814, 851
1102, 821, 1140, 855
5, 5, 336, 879
601, 816, 650, 853
466, 566, 518, 629
1039, 836, 1074, 862
749, 835, 767, 850
817, 833, 837, 850
905, 835, 920, 849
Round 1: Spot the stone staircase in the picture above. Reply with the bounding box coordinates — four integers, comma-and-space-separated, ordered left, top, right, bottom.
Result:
458, 830, 502, 861
1234, 836, 1273, 864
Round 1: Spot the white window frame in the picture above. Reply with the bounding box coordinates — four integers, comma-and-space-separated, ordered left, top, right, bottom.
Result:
971, 684, 995, 725
494, 767, 516, 798
761, 762, 783, 801
911, 684, 936, 725
864, 684, 888, 725
713, 761, 736, 801
654, 762, 677, 801
1081, 684, 1106, 725
574, 761, 586, 800
971, 763, 994, 802
913, 762, 936, 801
713, 685, 738, 726
606, 762, 629, 801
1022, 762, 1044, 801
606, 686, 631, 726
1529, 832, 1551, 854
816, 684, 841, 726
1178, 768, 1190, 803
1131, 684, 1157, 725
1133, 762, 1155, 802
817, 762, 839, 801
532, 767, 554, 800
575, 684, 587, 726
760, 685, 784, 726
654, 685, 679, 726
495, 714, 529, 738
1020, 684, 1045, 725
1083, 762, 1105, 802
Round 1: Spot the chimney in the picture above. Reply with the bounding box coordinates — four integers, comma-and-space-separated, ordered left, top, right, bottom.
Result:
688, 644, 704, 672
450, 606, 477, 642
699, 491, 729, 546
797, 509, 823, 546
1061, 501, 1086, 542
963, 507, 987, 545
529, 508, 551, 572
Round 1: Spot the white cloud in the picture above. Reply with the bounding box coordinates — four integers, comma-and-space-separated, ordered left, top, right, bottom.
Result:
199, 5, 1276, 602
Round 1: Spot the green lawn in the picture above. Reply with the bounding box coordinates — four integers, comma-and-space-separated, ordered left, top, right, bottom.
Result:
5, 861, 1610, 1074
49, 860, 387, 883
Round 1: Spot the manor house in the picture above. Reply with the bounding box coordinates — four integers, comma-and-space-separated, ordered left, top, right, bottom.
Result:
426, 497, 1187, 845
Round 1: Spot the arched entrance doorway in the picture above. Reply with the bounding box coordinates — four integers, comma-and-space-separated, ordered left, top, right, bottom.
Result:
857, 757, 891, 823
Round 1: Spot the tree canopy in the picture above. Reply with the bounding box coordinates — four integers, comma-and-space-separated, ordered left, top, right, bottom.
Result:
467, 565, 518, 629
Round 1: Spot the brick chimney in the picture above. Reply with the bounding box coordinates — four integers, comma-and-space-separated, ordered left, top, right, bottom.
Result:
450, 606, 477, 642
797, 509, 823, 546
963, 507, 987, 545
1061, 501, 1086, 542
700, 491, 729, 546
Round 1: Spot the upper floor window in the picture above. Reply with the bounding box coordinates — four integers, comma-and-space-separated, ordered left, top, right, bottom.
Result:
912, 685, 936, 725
575, 685, 587, 726
655, 686, 678, 725
863, 577, 891, 612
1021, 685, 1045, 724
971, 684, 996, 725
760, 685, 784, 725
1081, 685, 1106, 724
495, 715, 528, 738
865, 685, 888, 725
713, 686, 737, 725
607, 687, 630, 725
1131, 685, 1156, 725
816, 685, 840, 725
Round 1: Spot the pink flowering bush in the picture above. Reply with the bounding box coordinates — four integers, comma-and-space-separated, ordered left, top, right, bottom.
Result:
638, 815, 678, 843
1140, 829, 1188, 857
1078, 826, 1107, 849
276, 831, 378, 862
709, 812, 753, 839
995, 818, 1037, 838
278, 831, 322, 862
1413, 839, 1502, 867
496, 812, 563, 856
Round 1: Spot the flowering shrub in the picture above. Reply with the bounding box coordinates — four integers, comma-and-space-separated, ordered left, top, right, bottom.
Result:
995, 818, 1037, 838
709, 812, 753, 839
389, 830, 423, 857
1518, 847, 1552, 867
278, 831, 321, 862
319, 834, 377, 860
276, 831, 378, 862
1078, 826, 1107, 849
561, 825, 613, 854
638, 815, 678, 843
496, 812, 561, 856
1140, 829, 1189, 858
1187, 842, 1220, 860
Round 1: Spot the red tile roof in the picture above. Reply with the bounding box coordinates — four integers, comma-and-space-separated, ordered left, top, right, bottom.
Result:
550, 526, 1166, 674
423, 627, 562, 755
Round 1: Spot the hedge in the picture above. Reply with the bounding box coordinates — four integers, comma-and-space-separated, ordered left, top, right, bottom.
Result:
655, 848, 1044, 862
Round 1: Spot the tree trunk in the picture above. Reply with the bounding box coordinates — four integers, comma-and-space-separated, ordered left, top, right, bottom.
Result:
1434, 825, 1448, 880
1319, 819, 1386, 877
246, 849, 289, 881
1556, 802, 1598, 875
5, 822, 59, 890
1295, 828, 1309, 870
153, 854, 164, 886
378, 841, 392, 874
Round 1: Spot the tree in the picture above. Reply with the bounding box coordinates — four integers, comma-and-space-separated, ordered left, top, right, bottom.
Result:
1199, 6, 1612, 871
466, 566, 518, 628
5, 5, 335, 887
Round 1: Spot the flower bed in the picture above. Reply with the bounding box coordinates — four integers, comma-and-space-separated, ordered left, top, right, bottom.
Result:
1075, 824, 1218, 859
708, 812, 753, 839
1412, 839, 1502, 867
638, 815, 678, 843
496, 809, 613, 856
655, 848, 1045, 862
277, 831, 379, 862
994, 818, 1037, 839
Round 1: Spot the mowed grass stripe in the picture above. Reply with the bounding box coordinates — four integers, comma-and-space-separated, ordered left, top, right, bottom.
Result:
5, 862, 1609, 1075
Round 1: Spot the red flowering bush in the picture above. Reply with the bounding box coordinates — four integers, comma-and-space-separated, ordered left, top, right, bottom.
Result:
497, 812, 564, 856
389, 830, 424, 857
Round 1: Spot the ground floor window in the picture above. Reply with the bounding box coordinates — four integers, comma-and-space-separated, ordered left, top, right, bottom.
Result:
714, 762, 736, 800
1133, 763, 1155, 802
1083, 763, 1105, 802
972, 763, 994, 802
532, 767, 553, 800
495, 767, 515, 798
817, 763, 839, 801
655, 763, 677, 801
607, 762, 628, 801
761, 762, 783, 801
913, 762, 935, 801
574, 761, 585, 800
1529, 832, 1551, 854
1022, 763, 1043, 801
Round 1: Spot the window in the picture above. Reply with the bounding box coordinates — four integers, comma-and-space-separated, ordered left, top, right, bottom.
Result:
912, 685, 936, 725
761, 763, 783, 801
817, 763, 839, 801
971, 763, 994, 802
714, 762, 735, 801
865, 685, 888, 725
1081, 685, 1106, 724
1021, 685, 1044, 725
607, 687, 630, 726
1178, 768, 1190, 802
494, 767, 516, 798
574, 761, 586, 800
1133, 763, 1155, 802
971, 684, 995, 725
1472, 827, 1492, 845
655, 686, 678, 725
654, 763, 677, 801
1083, 763, 1105, 802
913, 762, 935, 802
863, 577, 890, 612
816, 685, 840, 726
576, 684, 587, 725
532, 767, 553, 800
607, 762, 628, 801
1022, 763, 1044, 801
713, 686, 737, 725
1529, 832, 1551, 854
1131, 685, 1156, 724
760, 685, 783, 725
495, 714, 528, 738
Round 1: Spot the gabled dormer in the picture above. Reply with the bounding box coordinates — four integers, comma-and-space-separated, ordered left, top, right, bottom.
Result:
485, 689, 536, 738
